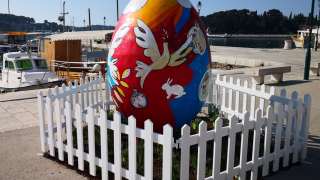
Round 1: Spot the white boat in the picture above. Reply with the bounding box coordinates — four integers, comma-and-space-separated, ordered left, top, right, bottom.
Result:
292, 27, 320, 48
207, 33, 228, 38
0, 48, 67, 92
206, 28, 228, 38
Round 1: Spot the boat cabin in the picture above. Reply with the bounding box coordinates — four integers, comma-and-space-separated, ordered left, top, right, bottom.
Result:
1, 52, 51, 82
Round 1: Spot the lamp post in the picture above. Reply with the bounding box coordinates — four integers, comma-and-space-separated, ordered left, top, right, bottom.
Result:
103, 17, 106, 30
83, 20, 85, 31
316, 1, 320, 51
304, 0, 316, 80
197, 1, 202, 15
117, 0, 119, 22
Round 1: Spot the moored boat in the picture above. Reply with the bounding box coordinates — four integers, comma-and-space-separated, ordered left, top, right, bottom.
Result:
0, 46, 66, 92
292, 27, 320, 48
206, 28, 228, 38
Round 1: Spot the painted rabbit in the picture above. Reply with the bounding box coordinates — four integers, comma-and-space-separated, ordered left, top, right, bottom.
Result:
162, 78, 186, 99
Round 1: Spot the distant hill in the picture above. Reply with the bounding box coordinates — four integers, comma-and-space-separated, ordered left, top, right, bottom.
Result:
0, 13, 115, 32
201, 9, 319, 34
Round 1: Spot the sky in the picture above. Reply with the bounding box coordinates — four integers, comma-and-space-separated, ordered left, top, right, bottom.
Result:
1, 0, 319, 27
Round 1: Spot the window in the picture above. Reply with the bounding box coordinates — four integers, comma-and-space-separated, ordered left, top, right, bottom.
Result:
40, 39, 45, 52
34, 60, 47, 68
16, 60, 33, 70
5, 61, 15, 70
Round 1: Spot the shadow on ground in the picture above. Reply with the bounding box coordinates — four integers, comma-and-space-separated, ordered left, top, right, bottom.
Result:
265, 80, 313, 87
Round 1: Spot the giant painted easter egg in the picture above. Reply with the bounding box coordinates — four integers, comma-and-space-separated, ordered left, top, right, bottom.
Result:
107, 0, 212, 133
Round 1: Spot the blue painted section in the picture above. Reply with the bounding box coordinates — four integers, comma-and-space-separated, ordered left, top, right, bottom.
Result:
107, 57, 117, 91
175, 8, 190, 34
169, 50, 210, 129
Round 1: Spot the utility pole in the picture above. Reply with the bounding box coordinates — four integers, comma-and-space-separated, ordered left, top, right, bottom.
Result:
117, 0, 119, 21
88, 8, 92, 31
61, 1, 69, 32
71, 16, 75, 31
88, 8, 92, 51
304, 0, 315, 80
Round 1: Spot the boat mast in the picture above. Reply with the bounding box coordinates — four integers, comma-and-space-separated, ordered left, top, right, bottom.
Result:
61, 1, 68, 32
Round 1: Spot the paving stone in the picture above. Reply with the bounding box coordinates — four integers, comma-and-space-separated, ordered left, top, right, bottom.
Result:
0, 116, 22, 132
14, 112, 37, 124
5, 108, 28, 114
0, 102, 18, 109
0, 112, 13, 118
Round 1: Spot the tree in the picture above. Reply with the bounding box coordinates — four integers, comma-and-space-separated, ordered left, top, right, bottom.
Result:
289, 12, 292, 20
44, 20, 48, 24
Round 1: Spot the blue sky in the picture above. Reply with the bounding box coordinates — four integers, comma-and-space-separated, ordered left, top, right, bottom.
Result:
1, 0, 319, 26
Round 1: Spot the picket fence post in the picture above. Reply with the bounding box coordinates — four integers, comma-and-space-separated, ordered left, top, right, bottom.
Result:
242, 80, 249, 114
197, 122, 207, 180
250, 83, 257, 119
129, 116, 137, 180
227, 115, 238, 180
273, 103, 285, 171
144, 120, 154, 179
180, 125, 190, 180
99, 72, 103, 104
216, 74, 220, 106
37, 91, 46, 153
80, 78, 85, 111
222, 76, 227, 117
68, 81, 74, 110
212, 117, 223, 179
251, 109, 264, 180
75, 79, 79, 105
114, 112, 122, 180
88, 106, 96, 176
90, 75, 94, 106
100, 108, 108, 180
65, 101, 74, 165
46, 89, 55, 156
235, 79, 241, 114
162, 124, 173, 180
239, 112, 250, 180
262, 106, 275, 176
293, 99, 303, 163
283, 101, 294, 167
76, 104, 84, 170
228, 77, 234, 118
55, 98, 64, 161
85, 76, 89, 109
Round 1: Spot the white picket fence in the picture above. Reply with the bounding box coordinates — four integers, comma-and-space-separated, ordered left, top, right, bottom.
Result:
38, 72, 312, 180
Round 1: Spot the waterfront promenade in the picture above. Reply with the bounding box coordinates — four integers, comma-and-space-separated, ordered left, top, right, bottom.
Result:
0, 46, 319, 179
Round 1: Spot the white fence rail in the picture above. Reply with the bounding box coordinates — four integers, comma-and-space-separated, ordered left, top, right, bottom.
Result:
38, 73, 312, 180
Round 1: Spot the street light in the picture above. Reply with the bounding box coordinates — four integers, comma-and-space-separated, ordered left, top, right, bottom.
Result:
197, 1, 203, 15
83, 20, 85, 31
103, 17, 106, 30
304, 0, 316, 80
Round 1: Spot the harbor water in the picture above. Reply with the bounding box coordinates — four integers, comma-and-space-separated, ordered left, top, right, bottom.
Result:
0, 37, 295, 73
208, 37, 296, 49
